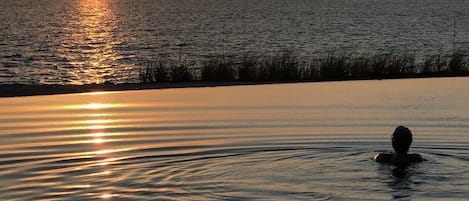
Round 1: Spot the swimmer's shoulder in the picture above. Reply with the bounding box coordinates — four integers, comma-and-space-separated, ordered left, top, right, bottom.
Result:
374, 153, 424, 164
407, 153, 424, 163
374, 153, 392, 163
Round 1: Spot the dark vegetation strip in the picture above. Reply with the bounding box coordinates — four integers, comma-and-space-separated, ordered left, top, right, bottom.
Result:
139, 50, 469, 83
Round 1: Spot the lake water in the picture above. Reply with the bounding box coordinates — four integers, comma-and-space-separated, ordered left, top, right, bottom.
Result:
1, 0, 469, 84
0, 77, 468, 200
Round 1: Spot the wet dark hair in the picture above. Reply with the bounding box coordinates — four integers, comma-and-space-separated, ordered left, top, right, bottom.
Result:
392, 126, 412, 154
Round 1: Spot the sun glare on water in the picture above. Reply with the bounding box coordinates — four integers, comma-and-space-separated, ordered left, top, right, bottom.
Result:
100, 193, 115, 199
84, 103, 113, 110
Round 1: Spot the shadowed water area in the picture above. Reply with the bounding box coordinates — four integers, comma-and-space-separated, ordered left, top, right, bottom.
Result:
1, 77, 468, 200
1, 0, 469, 84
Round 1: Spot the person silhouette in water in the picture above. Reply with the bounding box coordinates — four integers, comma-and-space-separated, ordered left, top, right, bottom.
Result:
374, 126, 423, 166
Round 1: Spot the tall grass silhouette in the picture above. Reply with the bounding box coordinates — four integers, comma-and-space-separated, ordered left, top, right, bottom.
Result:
138, 50, 469, 83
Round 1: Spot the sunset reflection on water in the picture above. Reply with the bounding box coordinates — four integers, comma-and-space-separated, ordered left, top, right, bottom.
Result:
79, 95, 117, 199
65, 0, 121, 84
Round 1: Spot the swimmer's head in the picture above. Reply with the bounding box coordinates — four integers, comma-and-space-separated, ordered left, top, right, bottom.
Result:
392, 126, 412, 154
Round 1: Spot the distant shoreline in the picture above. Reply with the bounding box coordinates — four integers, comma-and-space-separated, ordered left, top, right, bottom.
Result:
1, 75, 468, 98
0, 82, 259, 97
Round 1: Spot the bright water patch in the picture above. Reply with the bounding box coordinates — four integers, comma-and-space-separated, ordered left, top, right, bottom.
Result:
1, 0, 469, 84
0, 78, 468, 200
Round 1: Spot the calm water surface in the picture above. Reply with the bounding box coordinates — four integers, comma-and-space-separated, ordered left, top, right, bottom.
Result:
1, 0, 469, 84
0, 77, 468, 200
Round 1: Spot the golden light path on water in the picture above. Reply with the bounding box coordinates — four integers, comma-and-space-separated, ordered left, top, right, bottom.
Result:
9, 93, 131, 199
42, 91, 232, 200
70, 94, 120, 199
0, 78, 469, 200
64, 92, 227, 200
63, 0, 121, 84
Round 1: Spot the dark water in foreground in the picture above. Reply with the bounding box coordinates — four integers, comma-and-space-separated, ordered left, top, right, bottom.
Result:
1, 77, 469, 200
1, 0, 469, 84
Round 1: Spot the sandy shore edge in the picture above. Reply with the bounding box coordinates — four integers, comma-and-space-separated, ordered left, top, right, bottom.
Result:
0, 81, 283, 98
